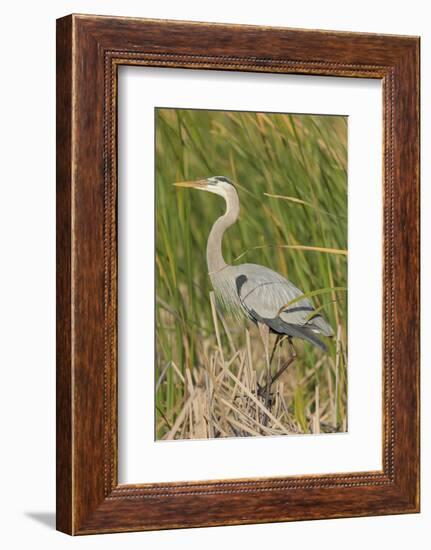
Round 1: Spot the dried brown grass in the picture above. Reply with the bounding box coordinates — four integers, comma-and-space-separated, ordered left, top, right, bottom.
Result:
157, 293, 345, 440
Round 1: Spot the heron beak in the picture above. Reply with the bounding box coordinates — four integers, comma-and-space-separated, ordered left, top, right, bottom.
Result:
173, 179, 208, 189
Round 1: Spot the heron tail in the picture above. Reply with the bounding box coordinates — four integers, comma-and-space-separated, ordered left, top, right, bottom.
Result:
268, 320, 328, 352
295, 328, 328, 352
308, 314, 334, 337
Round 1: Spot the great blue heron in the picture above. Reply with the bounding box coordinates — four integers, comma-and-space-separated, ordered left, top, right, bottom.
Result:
174, 176, 334, 398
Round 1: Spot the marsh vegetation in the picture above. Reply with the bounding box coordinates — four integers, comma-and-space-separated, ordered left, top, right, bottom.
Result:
155, 108, 348, 440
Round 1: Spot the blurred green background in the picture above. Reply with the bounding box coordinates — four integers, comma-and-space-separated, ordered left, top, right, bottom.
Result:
155, 108, 348, 439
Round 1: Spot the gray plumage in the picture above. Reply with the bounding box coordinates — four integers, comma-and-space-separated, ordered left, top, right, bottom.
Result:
174, 176, 334, 351
211, 263, 333, 350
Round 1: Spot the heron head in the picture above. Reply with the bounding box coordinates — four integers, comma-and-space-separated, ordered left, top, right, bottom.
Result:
173, 176, 236, 198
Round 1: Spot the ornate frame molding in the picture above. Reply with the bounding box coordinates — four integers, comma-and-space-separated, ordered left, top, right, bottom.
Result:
57, 15, 419, 534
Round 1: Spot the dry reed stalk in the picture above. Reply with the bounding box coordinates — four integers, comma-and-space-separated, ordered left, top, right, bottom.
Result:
312, 384, 320, 434
157, 285, 346, 440
334, 323, 342, 427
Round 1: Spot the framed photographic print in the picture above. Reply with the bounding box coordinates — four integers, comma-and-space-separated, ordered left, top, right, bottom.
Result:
56, 14, 420, 534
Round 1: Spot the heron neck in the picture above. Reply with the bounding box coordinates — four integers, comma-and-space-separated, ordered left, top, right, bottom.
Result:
206, 190, 240, 275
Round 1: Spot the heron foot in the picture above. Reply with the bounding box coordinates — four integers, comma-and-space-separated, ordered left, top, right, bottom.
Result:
256, 382, 274, 412
257, 382, 272, 398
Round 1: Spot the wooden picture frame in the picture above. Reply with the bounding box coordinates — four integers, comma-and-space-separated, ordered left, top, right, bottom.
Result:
56, 14, 420, 535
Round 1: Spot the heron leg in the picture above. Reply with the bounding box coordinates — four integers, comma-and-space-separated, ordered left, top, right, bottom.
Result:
257, 331, 282, 387
268, 338, 297, 387
257, 323, 274, 415
269, 334, 282, 367
257, 322, 271, 369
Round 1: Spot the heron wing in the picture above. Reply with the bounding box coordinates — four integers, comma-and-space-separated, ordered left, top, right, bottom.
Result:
236, 265, 311, 324
235, 264, 333, 336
